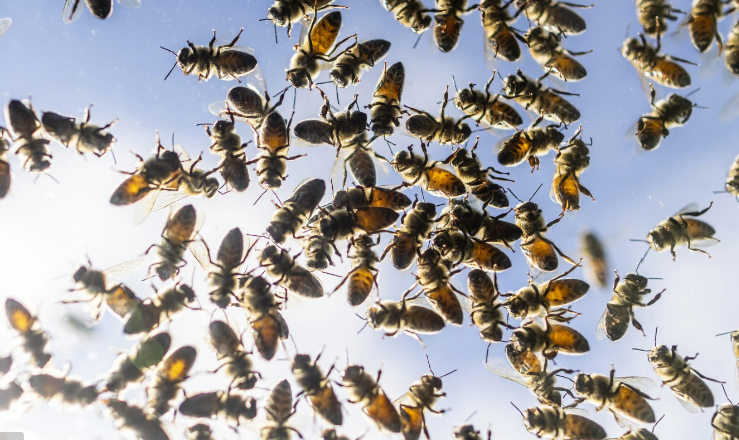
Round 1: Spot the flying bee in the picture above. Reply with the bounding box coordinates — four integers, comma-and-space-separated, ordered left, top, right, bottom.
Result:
580, 231, 608, 288
66, 258, 143, 320
318, 205, 399, 242
516, 405, 607, 440
321, 429, 360, 440
261, 379, 301, 440
408, 247, 467, 325
42, 106, 117, 159
405, 85, 471, 145
146, 204, 203, 281
514, 195, 577, 272
267, 178, 326, 243
367, 61, 406, 138
291, 352, 343, 425
642, 202, 718, 260
208, 320, 259, 390
330, 39, 391, 87
333, 186, 412, 212
160, 29, 258, 82
686, 0, 726, 53
382, 0, 433, 33
391, 142, 466, 198
5, 298, 52, 368
725, 21, 739, 75
502, 70, 581, 126
468, 269, 497, 304
505, 263, 588, 323
454, 73, 523, 130
264, 0, 342, 38
15, 137, 53, 175
514, 0, 591, 35
0, 381, 22, 411
123, 282, 197, 335
105, 332, 172, 393
147, 345, 197, 416
294, 89, 367, 155
0, 128, 12, 199
187, 423, 214, 440
179, 390, 258, 427
432, 229, 513, 272
596, 272, 664, 342
396, 362, 454, 440
366, 291, 446, 343
551, 126, 594, 212
381, 200, 436, 270
712, 402, 739, 440
572, 368, 657, 424
190, 228, 248, 309
637, 0, 684, 36
486, 354, 575, 406
164, 150, 220, 201
335, 131, 389, 188
106, 398, 170, 440
286, 10, 357, 89
443, 138, 511, 209
621, 31, 694, 89
341, 365, 402, 433
250, 111, 305, 191
259, 245, 324, 298
304, 230, 341, 270
211, 85, 287, 131
468, 278, 512, 345
203, 114, 245, 156
635, 85, 700, 151
239, 274, 290, 360
480, 0, 527, 63
29, 372, 98, 406
5, 99, 41, 140
332, 234, 381, 306
433, 0, 478, 52
62, 0, 113, 24
454, 424, 491, 440
525, 27, 590, 81
510, 319, 590, 360
218, 152, 250, 192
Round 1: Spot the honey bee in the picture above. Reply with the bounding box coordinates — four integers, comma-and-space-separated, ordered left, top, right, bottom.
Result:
5, 99, 41, 139
612, 427, 661, 440
405, 86, 471, 145
42, 106, 117, 159
454, 73, 523, 130
341, 365, 402, 433
0, 128, 12, 199
179, 390, 258, 427
686, 0, 727, 53
366, 292, 446, 343
596, 272, 664, 342
163, 150, 220, 203
443, 138, 511, 209
481, 0, 526, 63
637, 0, 685, 36
239, 274, 290, 360
572, 368, 657, 424
29, 372, 98, 406
330, 39, 391, 87
321, 429, 359, 440
202, 114, 250, 192
267, 178, 326, 243
332, 234, 381, 306
436, 199, 522, 248
486, 355, 575, 406
515, 0, 591, 35
454, 424, 491, 440
333, 186, 412, 212
5, 298, 52, 368
525, 27, 590, 81
67, 259, 143, 320
0, 381, 23, 411
212, 85, 286, 131
262, 379, 300, 439
336, 132, 390, 188
580, 231, 608, 288
189, 228, 248, 309
63, 0, 113, 24
716, 153, 739, 201
208, 320, 259, 390
250, 111, 305, 191
712, 402, 739, 440
505, 263, 588, 322
160, 29, 258, 82
15, 137, 53, 175
635, 85, 699, 151
505, 341, 543, 374
396, 363, 454, 440
259, 245, 325, 298
621, 31, 694, 89
368, 61, 406, 138
286, 10, 357, 89
304, 230, 341, 271
716, 329, 739, 383
516, 405, 607, 440
433, 0, 478, 52
106, 398, 170, 440
391, 142, 466, 198
469, 275, 513, 345
105, 332, 172, 393
217, 152, 250, 192
291, 352, 343, 425
643, 202, 718, 260
511, 319, 590, 360
381, 200, 436, 270
551, 126, 594, 212
725, 21, 739, 75
432, 229, 513, 272
147, 345, 197, 416
123, 282, 197, 335
318, 205, 399, 242
294, 89, 367, 155
264, 0, 343, 38
502, 70, 581, 126
146, 204, 203, 281
408, 247, 467, 325
187, 423, 214, 440
514, 195, 577, 272
382, 0, 433, 33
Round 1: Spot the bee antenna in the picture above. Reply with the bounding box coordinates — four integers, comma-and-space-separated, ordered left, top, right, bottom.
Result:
717, 331, 735, 336
721, 383, 734, 405
253, 189, 269, 206
528, 184, 543, 201
631, 348, 650, 352
425, 354, 435, 376
694, 105, 710, 110
462, 410, 477, 424
510, 402, 524, 417
684, 87, 701, 98
713, 190, 729, 194
635, 246, 650, 273
289, 334, 298, 354
439, 369, 457, 379
160, 46, 177, 56
452, 75, 459, 93
413, 32, 423, 49
654, 327, 658, 346
652, 415, 665, 432
508, 189, 523, 203
356, 321, 369, 334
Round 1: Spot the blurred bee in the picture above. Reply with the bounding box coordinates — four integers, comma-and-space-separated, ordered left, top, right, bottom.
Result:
480, 0, 527, 62
123, 282, 197, 335
264, 0, 342, 38
209, 320, 259, 390
166, 151, 220, 202
381, 200, 436, 270
29, 372, 98, 407
396, 362, 454, 440
62, 0, 113, 24
0, 381, 23, 411
15, 136, 53, 175
712, 402, 739, 440
105, 332, 172, 393
0, 354, 11, 375
454, 424, 491, 440
454, 73, 523, 130
572, 368, 657, 424
552, 126, 594, 212
190, 228, 248, 309
42, 106, 117, 159
580, 231, 608, 288
259, 245, 325, 298
67, 259, 142, 320
187, 423, 214, 440
286, 10, 357, 89
5, 298, 52, 368
502, 70, 581, 126
318, 205, 399, 242
516, 405, 607, 440
612, 427, 661, 440
179, 390, 258, 427
432, 229, 513, 272
505, 263, 588, 323
514, 0, 590, 35
514, 194, 577, 272
405, 86, 471, 145
147, 345, 197, 416
218, 152, 250, 192
409, 247, 467, 325
510, 319, 590, 360
716, 329, 739, 384
333, 186, 412, 212
525, 27, 590, 81
322, 429, 359, 440
146, 204, 203, 281
292, 352, 343, 425
250, 111, 305, 191
686, 0, 727, 53
294, 89, 367, 155
635, 85, 699, 151
262, 379, 300, 439
105, 399, 170, 440
637, 0, 685, 36
725, 21, 739, 75
330, 39, 391, 87
0, 128, 12, 199
267, 178, 326, 243
366, 291, 446, 343
239, 274, 290, 360
433, 0, 478, 52
202, 114, 250, 192
341, 365, 402, 433
382, 0, 433, 33
621, 31, 694, 89
5, 99, 41, 140
486, 354, 575, 406
443, 138, 511, 209
596, 272, 664, 342
332, 234, 381, 306
391, 142, 466, 198
643, 202, 718, 260
160, 29, 258, 82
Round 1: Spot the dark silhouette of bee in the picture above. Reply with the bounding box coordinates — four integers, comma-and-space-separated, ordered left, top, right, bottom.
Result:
481, 0, 527, 62
366, 291, 446, 343
264, 0, 342, 38
382, 0, 433, 33
105, 332, 172, 393
29, 372, 98, 406
239, 274, 290, 360
572, 367, 657, 424
511, 319, 590, 360
292, 352, 343, 425
0, 128, 12, 199
179, 390, 258, 427
516, 405, 606, 440
725, 21, 739, 75
551, 126, 594, 212
686, 0, 726, 53
405, 86, 471, 145
294, 89, 367, 155
5, 100, 49, 175
190, 228, 248, 309
333, 186, 412, 212
332, 234, 381, 306
286, 10, 357, 89
5, 99, 41, 140
443, 138, 511, 209
15, 136, 52, 175
330, 39, 391, 87
410, 248, 467, 325
5, 298, 52, 367
454, 74, 523, 130
106, 398, 171, 440
433, 0, 478, 52
147, 345, 197, 416
712, 402, 739, 440
202, 114, 250, 192
432, 229, 512, 272
0, 354, 11, 375
66, 259, 142, 320
515, 0, 591, 35
487, 354, 575, 406
249, 111, 305, 191
218, 152, 250, 192
160, 29, 258, 82
0, 381, 22, 411
267, 178, 326, 243
42, 105, 117, 159
525, 27, 590, 81
318, 204, 399, 242
580, 231, 608, 288
186, 423, 214, 440
335, 132, 389, 188
643, 202, 718, 260
505, 263, 588, 322
63, 0, 113, 24
341, 365, 401, 433
259, 245, 325, 298
396, 362, 454, 440
209, 320, 259, 390
391, 143, 466, 198
262, 379, 301, 439
635, 85, 699, 151
622, 31, 694, 89
164, 151, 220, 203
637, 0, 684, 36
716, 153, 739, 201
514, 194, 577, 272
321, 429, 359, 440
597, 272, 664, 342
123, 282, 197, 335
454, 424, 491, 440
213, 85, 287, 131
146, 204, 203, 281
304, 230, 341, 271
381, 201, 436, 270
368, 61, 406, 138
502, 70, 581, 126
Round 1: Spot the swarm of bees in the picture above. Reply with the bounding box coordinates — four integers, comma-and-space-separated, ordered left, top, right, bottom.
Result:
3, 0, 739, 439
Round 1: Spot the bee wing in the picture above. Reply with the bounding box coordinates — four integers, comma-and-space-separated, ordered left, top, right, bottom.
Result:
0, 18, 12, 36
150, 190, 191, 213
595, 306, 609, 341
484, 356, 530, 387
616, 377, 657, 392
63, 0, 84, 24
719, 90, 739, 123
562, 407, 590, 416
132, 188, 160, 225
483, 34, 502, 72
674, 393, 700, 414
674, 203, 700, 216
208, 100, 228, 119
188, 239, 211, 273
173, 144, 191, 162
493, 133, 517, 154
278, 291, 304, 310
459, 295, 474, 315
117, 0, 141, 8
103, 258, 147, 284
330, 147, 352, 188
241, 64, 267, 96
214, 29, 236, 45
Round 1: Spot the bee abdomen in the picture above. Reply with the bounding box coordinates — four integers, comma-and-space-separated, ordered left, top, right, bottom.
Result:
389, 234, 418, 270
348, 149, 377, 187
218, 51, 258, 77
347, 268, 374, 306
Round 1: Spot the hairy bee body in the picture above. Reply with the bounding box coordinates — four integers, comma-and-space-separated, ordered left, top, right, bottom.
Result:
454, 424, 490, 440
42, 107, 117, 157
598, 273, 663, 341
712, 403, 739, 440
5, 298, 52, 367
446, 143, 509, 208
382, 201, 436, 270
503, 72, 580, 125
169, 29, 257, 81
239, 275, 290, 360
294, 90, 368, 151
515, 201, 574, 272
5, 99, 41, 139
187, 423, 214, 440
498, 125, 564, 170
636, 92, 696, 151
29, 373, 98, 406
0, 132, 10, 198
392, 145, 466, 197
148, 205, 199, 281
292, 353, 343, 425
573, 372, 656, 423
383, 0, 432, 33
433, 0, 475, 52
147, 345, 197, 416
123, 283, 196, 335
526, 27, 588, 81
330, 39, 391, 87
369, 62, 406, 137
318, 206, 399, 242
432, 229, 512, 272
267, 0, 337, 32
687, 0, 724, 53
454, 82, 523, 130
646, 203, 716, 259
334, 186, 412, 212
511, 320, 590, 359
406, 113, 471, 145
481, 0, 523, 61
413, 248, 466, 324
179, 391, 257, 424
110, 140, 182, 206
367, 298, 446, 337
15, 137, 52, 173
638, 0, 683, 36
471, 297, 508, 343
506, 274, 589, 321
397, 373, 447, 439
209, 321, 259, 390
106, 399, 170, 440
521, 406, 606, 440
342, 365, 402, 433
259, 245, 324, 298
552, 129, 593, 212
335, 234, 381, 306
622, 37, 691, 88
287, 11, 350, 89
646, 344, 715, 410
519, 0, 588, 35
267, 178, 326, 243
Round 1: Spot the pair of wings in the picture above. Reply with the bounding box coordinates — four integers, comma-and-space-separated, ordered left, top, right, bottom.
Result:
63, 0, 140, 24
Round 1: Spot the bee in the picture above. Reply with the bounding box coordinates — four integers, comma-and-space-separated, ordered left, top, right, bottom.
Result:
443, 138, 511, 209
572, 368, 657, 424
202, 114, 250, 192
391, 142, 466, 198
267, 178, 326, 244
478, 211, 523, 248
105, 398, 170, 440
123, 282, 197, 335
514, 195, 577, 272
552, 126, 594, 212
264, 0, 342, 38
621, 31, 694, 89
0, 354, 11, 375
502, 70, 581, 126
0, 128, 12, 199
239, 274, 290, 360
160, 29, 258, 82
291, 352, 343, 425
486, 354, 575, 406
5, 99, 41, 140
62, 0, 112, 24
635, 85, 699, 151
396, 364, 454, 440
408, 247, 466, 325
333, 186, 412, 212
366, 291, 446, 343
596, 272, 664, 342
294, 89, 367, 155
381, 200, 436, 270
341, 365, 402, 433
505, 342, 543, 374
0, 381, 23, 411
510, 319, 590, 360
304, 230, 341, 271
208, 320, 259, 390
330, 39, 391, 87
725, 21, 739, 75
637, 0, 685, 36
515, 0, 590, 35
166, 151, 220, 202
433, 0, 478, 52
41, 106, 117, 158
336, 132, 390, 188
686, 0, 726, 53
146, 345, 197, 416
405, 86, 471, 146
179, 390, 258, 427
212, 85, 287, 131
505, 263, 588, 322
262, 379, 301, 439
250, 111, 305, 191
15, 136, 53, 174
29, 372, 98, 406
146, 204, 203, 281
186, 423, 214, 440
612, 427, 661, 440
259, 245, 324, 298
218, 152, 250, 192
717, 154, 739, 201
105, 332, 172, 393
5, 298, 52, 368
190, 228, 248, 309
286, 10, 357, 89
454, 424, 491, 440
382, 0, 433, 33
516, 405, 607, 440
367, 61, 407, 138
644, 202, 718, 260
318, 205, 399, 242
712, 403, 739, 440
480, 0, 527, 62
454, 73, 523, 130
432, 229, 513, 272
436, 199, 522, 248
67, 259, 142, 320
580, 231, 608, 288
332, 234, 381, 306
525, 27, 590, 81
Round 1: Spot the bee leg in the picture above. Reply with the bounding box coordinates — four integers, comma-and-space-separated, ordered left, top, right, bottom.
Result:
644, 288, 666, 306
579, 183, 595, 201
690, 367, 725, 384
630, 313, 647, 337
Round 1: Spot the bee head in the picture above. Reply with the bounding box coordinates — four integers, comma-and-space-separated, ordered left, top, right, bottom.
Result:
646, 227, 669, 251
187, 424, 212, 439
623, 273, 648, 289
329, 68, 351, 88
481, 325, 504, 342
259, 245, 279, 262
79, 385, 99, 406
342, 365, 365, 384
412, 14, 432, 33
453, 123, 471, 145
415, 201, 437, 218
421, 374, 443, 391
366, 303, 388, 329
545, 126, 565, 145
291, 353, 313, 371
419, 248, 442, 266
506, 296, 527, 319
522, 407, 541, 430
175, 283, 196, 303
321, 429, 339, 440
431, 230, 453, 253
286, 69, 310, 89
212, 119, 234, 137
525, 27, 547, 44
268, 4, 289, 26
349, 110, 368, 131
391, 150, 413, 171
160, 150, 182, 168
204, 177, 220, 198
621, 38, 642, 59
176, 46, 196, 69
647, 344, 671, 365
453, 424, 478, 438
72, 265, 89, 283
573, 373, 593, 396
503, 75, 525, 97
514, 201, 540, 219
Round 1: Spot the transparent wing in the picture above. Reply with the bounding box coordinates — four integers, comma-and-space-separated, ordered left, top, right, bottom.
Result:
698, 45, 722, 79
245, 63, 267, 96
563, 407, 589, 416
103, 258, 147, 285
191, 209, 207, 240
0, 18, 12, 36
483, 35, 502, 72
493, 133, 517, 154
208, 100, 228, 119
174, 144, 191, 162
132, 188, 160, 225
298, 20, 309, 45
330, 147, 351, 188
674, 203, 700, 216
675, 393, 700, 413
613, 413, 641, 432
278, 291, 304, 310
719, 90, 739, 123
392, 389, 413, 406
231, 46, 256, 55
151, 190, 191, 213
214, 29, 236, 46
459, 295, 474, 315
63, 0, 84, 24
616, 377, 657, 392
188, 239, 211, 273
117, 0, 141, 8
484, 357, 530, 387
595, 307, 609, 341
